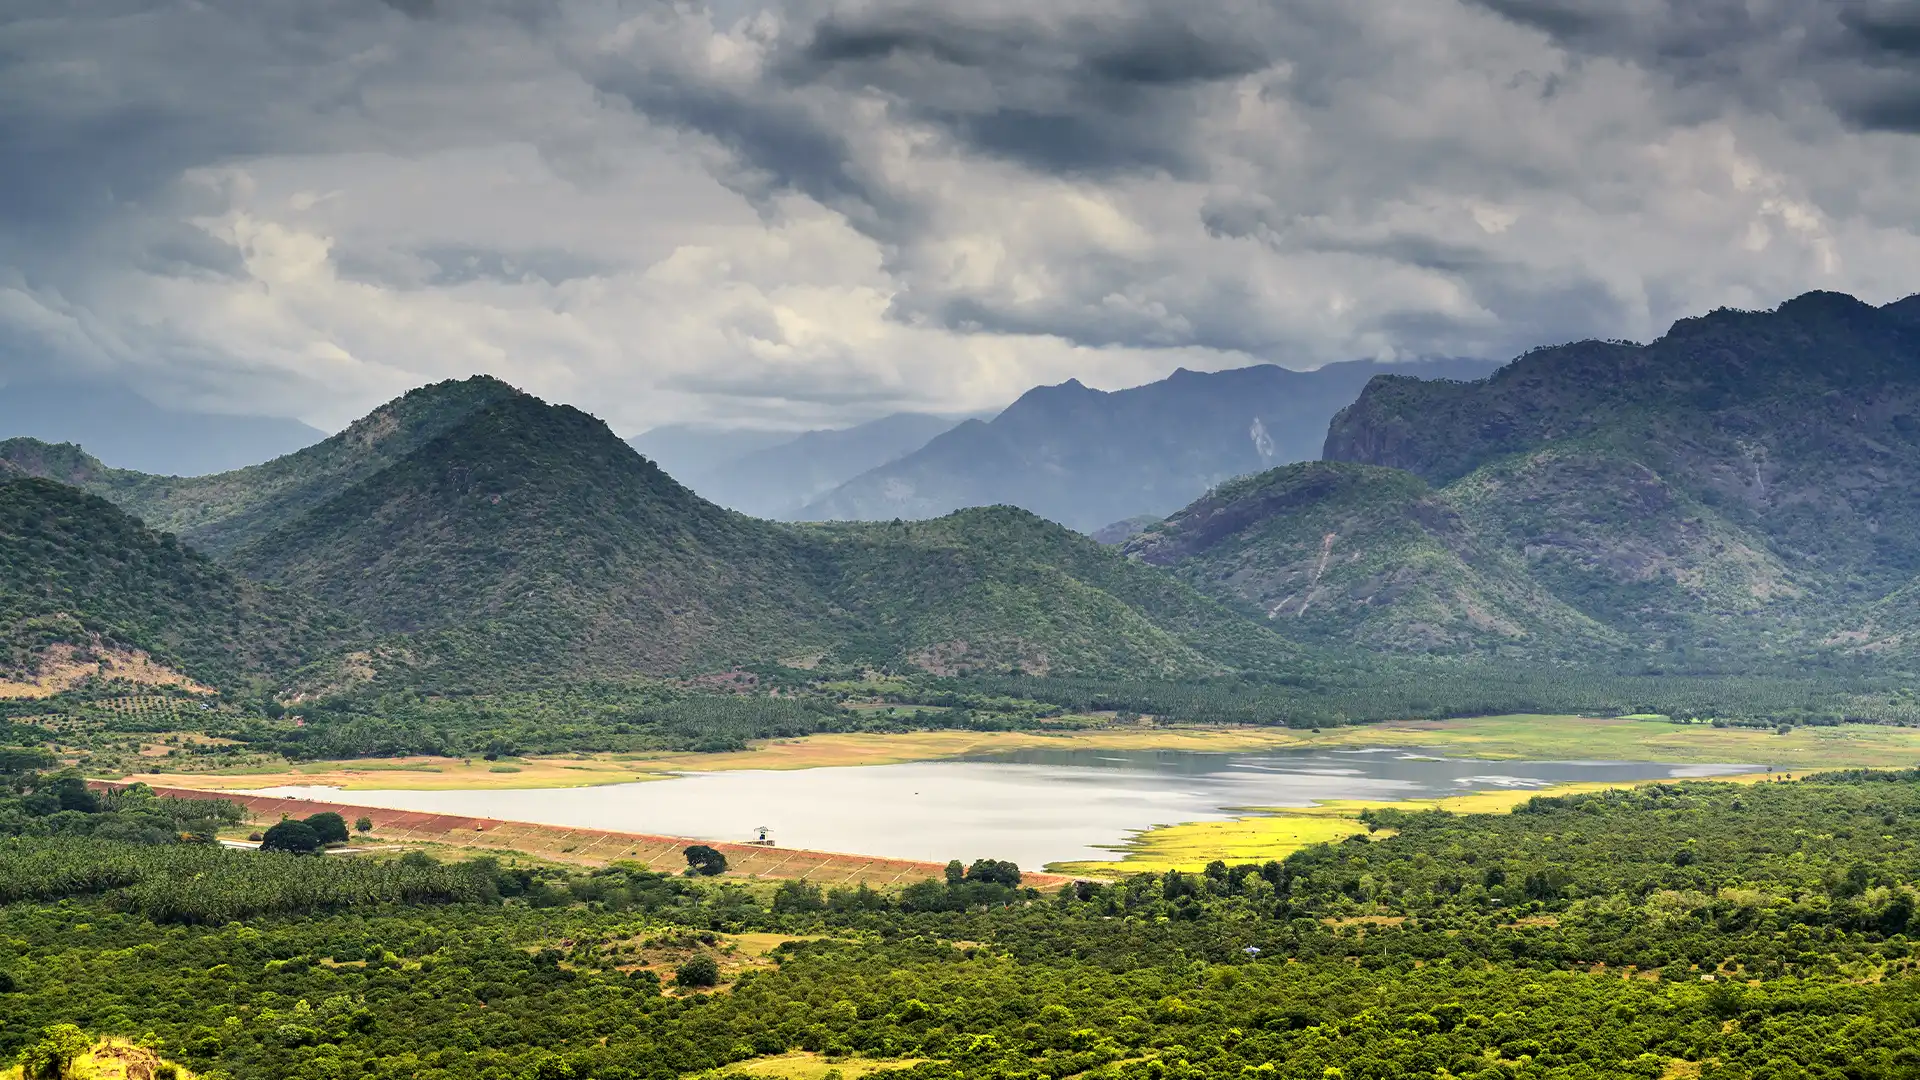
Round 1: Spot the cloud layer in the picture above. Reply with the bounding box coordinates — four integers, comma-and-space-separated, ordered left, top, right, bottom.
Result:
2, 0, 1917, 432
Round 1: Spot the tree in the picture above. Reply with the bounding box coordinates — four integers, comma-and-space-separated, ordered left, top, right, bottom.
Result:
683, 844, 727, 876
355, 816, 374, 834
304, 811, 350, 845
945, 859, 965, 885
965, 858, 1021, 887
0, 747, 55, 776
21, 1023, 90, 1078
675, 955, 720, 988
772, 879, 825, 914
260, 819, 322, 854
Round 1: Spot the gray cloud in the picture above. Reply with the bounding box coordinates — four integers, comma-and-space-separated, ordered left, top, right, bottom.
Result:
1, 0, 1917, 435
1469, 0, 1920, 131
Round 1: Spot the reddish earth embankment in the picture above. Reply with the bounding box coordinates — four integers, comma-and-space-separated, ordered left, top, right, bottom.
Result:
99, 782, 1076, 888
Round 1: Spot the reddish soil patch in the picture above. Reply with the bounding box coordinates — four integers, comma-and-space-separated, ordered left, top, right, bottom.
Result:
96, 781, 1075, 888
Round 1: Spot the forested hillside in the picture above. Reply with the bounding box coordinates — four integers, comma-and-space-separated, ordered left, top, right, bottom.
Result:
0, 477, 347, 693
0, 376, 518, 557
1133, 291, 1920, 669
197, 388, 1305, 685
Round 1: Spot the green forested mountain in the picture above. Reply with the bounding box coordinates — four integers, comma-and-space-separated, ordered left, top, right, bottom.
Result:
1125, 462, 1621, 660
203, 387, 1298, 685
0, 375, 518, 557
0, 476, 347, 692
228, 392, 844, 682
1137, 291, 1920, 667
806, 508, 1303, 679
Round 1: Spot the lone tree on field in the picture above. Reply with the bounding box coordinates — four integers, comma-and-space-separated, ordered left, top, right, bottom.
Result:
260, 818, 322, 854
683, 844, 727, 877
355, 816, 374, 834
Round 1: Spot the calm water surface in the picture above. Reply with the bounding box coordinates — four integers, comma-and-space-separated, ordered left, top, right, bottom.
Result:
248, 748, 1759, 868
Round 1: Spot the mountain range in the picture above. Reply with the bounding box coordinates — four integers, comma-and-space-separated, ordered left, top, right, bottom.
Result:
5, 290, 1919, 703
628, 412, 969, 520
797, 358, 1500, 532
2, 378, 1295, 693
1129, 291, 1920, 667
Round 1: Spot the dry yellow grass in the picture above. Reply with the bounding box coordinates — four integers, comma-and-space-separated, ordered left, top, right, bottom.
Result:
130, 714, 1920, 794
0, 643, 214, 699
706, 1052, 927, 1079
0, 1037, 193, 1079
124, 726, 1321, 791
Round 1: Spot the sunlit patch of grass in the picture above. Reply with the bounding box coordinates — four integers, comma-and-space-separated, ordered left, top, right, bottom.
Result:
706, 1052, 928, 1078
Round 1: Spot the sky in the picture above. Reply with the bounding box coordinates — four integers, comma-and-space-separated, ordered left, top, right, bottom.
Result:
3, 0, 1919, 435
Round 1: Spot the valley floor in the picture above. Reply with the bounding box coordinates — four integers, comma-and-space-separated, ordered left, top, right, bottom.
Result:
103, 715, 1920, 878
119, 713, 1920, 791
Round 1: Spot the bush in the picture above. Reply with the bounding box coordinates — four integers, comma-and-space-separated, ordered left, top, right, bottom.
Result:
675, 954, 720, 988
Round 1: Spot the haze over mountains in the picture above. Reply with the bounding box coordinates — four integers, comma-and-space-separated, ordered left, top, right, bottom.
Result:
628, 412, 971, 520
798, 358, 1500, 532
0, 382, 324, 477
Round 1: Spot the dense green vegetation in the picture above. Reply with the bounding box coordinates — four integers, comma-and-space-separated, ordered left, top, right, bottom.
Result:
0, 477, 349, 693
9, 770, 1920, 1077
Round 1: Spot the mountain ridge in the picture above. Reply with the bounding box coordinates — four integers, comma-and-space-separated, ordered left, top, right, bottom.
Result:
1137, 290, 1920, 667
801, 357, 1502, 531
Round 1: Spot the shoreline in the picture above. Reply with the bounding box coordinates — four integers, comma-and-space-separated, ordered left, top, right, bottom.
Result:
115, 713, 1920, 794
1045, 770, 1784, 876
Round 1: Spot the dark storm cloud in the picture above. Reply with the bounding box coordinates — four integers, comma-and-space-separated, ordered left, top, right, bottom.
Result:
1470, 0, 1920, 132
3, 0, 1920, 431
777, 6, 1279, 176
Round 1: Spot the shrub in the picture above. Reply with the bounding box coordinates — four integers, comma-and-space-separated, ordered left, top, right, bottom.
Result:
675, 954, 720, 988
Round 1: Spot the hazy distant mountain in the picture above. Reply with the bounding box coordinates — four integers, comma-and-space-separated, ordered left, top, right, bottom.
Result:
0, 382, 324, 476
623, 424, 796, 486
797, 358, 1501, 532
628, 413, 972, 518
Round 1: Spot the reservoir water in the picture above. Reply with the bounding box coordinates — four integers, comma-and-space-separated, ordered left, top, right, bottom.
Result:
247, 747, 1759, 869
